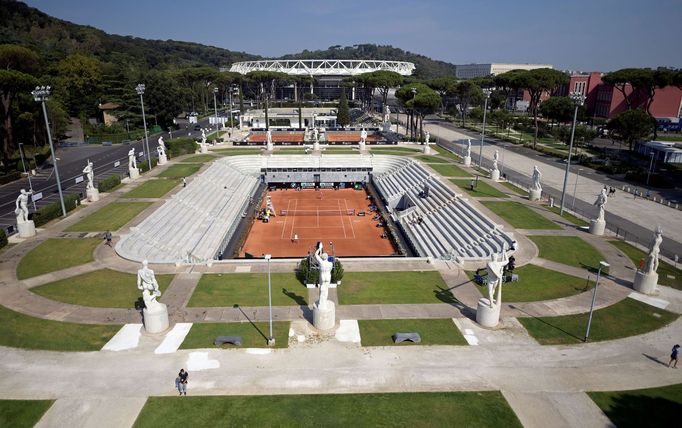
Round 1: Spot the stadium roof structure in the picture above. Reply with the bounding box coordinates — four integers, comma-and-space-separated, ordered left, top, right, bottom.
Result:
227, 59, 415, 76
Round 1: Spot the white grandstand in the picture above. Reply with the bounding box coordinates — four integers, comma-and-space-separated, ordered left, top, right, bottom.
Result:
227, 59, 415, 76
115, 155, 514, 264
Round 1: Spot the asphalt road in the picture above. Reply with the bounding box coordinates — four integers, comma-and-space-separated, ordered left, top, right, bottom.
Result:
0, 118, 212, 232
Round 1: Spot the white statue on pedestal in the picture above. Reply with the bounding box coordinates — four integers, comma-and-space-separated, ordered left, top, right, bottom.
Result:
425, 132, 430, 144
314, 243, 333, 310
128, 148, 137, 170
83, 160, 95, 190
157, 144, 165, 158
530, 165, 542, 192
466, 139, 472, 158
383, 104, 391, 124
313, 127, 319, 143
266, 129, 273, 151
201, 129, 207, 145
15, 189, 32, 223
485, 251, 507, 308
158, 136, 166, 151
360, 128, 368, 145
643, 227, 662, 274
492, 150, 499, 171
594, 188, 608, 221
137, 259, 162, 311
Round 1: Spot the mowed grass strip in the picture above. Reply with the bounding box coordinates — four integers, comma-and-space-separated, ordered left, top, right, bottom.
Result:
133, 392, 522, 428
609, 239, 682, 290
0, 304, 120, 351
544, 205, 590, 227
518, 297, 678, 345
180, 321, 290, 349
122, 179, 179, 199
451, 179, 508, 198
500, 181, 527, 195
338, 271, 453, 305
529, 236, 605, 270
481, 201, 561, 229
211, 149, 261, 156
158, 163, 201, 178
428, 162, 471, 177
17, 238, 100, 280
188, 273, 307, 307
468, 264, 592, 302
66, 202, 151, 232
31, 269, 174, 308
371, 146, 421, 153
179, 154, 218, 163
0, 399, 54, 428
588, 383, 682, 428
358, 319, 467, 346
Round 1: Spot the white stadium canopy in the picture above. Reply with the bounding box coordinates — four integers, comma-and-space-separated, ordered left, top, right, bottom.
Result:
227, 59, 415, 76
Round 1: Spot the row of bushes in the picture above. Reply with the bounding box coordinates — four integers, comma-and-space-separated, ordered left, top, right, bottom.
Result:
0, 228, 7, 249
139, 157, 159, 173
297, 256, 344, 284
98, 175, 122, 193
32, 193, 80, 227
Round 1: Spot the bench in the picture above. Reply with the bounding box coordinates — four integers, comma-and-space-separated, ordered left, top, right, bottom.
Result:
392, 332, 421, 344
214, 336, 242, 346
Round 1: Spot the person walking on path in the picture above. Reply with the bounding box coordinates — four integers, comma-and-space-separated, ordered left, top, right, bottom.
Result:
669, 344, 680, 368
104, 231, 112, 247
177, 369, 188, 395
182, 177, 187, 188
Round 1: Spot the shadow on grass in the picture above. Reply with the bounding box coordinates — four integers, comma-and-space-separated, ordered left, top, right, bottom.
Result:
233, 304, 267, 341
509, 304, 584, 343
599, 395, 681, 428
434, 283, 477, 320
282, 288, 307, 306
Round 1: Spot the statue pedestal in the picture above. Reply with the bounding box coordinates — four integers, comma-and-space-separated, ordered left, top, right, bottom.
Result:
589, 219, 605, 236
266, 142, 273, 152
383, 122, 391, 132
86, 187, 100, 202
158, 154, 167, 165
490, 169, 500, 181
358, 142, 366, 152
633, 271, 658, 295
313, 141, 320, 152
463, 156, 471, 167
528, 189, 541, 201
476, 298, 501, 328
129, 168, 140, 180
200, 145, 208, 154
422, 145, 431, 155
313, 301, 336, 331
17, 220, 36, 238
143, 303, 169, 334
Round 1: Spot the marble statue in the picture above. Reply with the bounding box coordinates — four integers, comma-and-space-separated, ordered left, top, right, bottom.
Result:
128, 148, 137, 170
643, 227, 663, 274
314, 242, 333, 310
313, 127, 319, 142
485, 251, 507, 308
530, 165, 542, 192
492, 150, 499, 170
83, 159, 95, 190
594, 188, 608, 221
15, 189, 32, 223
466, 139, 472, 158
360, 128, 368, 144
266, 129, 274, 151
137, 259, 162, 311
201, 129, 207, 145
158, 136, 166, 151
157, 144, 165, 157
383, 104, 391, 123
425, 132, 430, 144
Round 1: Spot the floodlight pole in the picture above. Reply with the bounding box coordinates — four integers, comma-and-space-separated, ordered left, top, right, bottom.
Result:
585, 261, 610, 342
136, 84, 152, 171
213, 87, 219, 132
18, 143, 36, 210
479, 89, 492, 168
559, 91, 585, 216
264, 254, 274, 346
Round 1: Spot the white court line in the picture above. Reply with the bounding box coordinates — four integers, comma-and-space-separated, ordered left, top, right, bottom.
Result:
280, 198, 291, 240
344, 199, 356, 238
290, 199, 299, 240
337, 199, 347, 238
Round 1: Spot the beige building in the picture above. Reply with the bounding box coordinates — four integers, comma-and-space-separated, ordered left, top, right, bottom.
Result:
455, 63, 553, 79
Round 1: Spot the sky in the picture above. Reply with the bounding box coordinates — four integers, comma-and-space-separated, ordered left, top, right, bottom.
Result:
23, 0, 682, 72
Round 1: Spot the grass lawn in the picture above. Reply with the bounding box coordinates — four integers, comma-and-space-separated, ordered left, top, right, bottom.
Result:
529, 236, 605, 271
434, 148, 461, 161
158, 163, 201, 178
358, 319, 467, 346
415, 155, 443, 163
500, 181, 527, 195
588, 383, 682, 428
0, 304, 120, 351
544, 205, 590, 227
428, 163, 472, 177
211, 149, 261, 156
134, 391, 521, 428
188, 273, 307, 307
338, 271, 454, 305
122, 179, 179, 199
0, 399, 54, 428
371, 146, 421, 153
519, 297, 678, 344
609, 240, 682, 290
31, 269, 174, 308
66, 202, 151, 232
451, 179, 508, 198
179, 154, 218, 163
180, 321, 290, 349
273, 149, 306, 154
481, 201, 561, 230
468, 264, 592, 302
17, 238, 100, 280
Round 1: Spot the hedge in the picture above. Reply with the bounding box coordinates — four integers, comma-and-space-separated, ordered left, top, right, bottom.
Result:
98, 175, 121, 193
297, 256, 344, 284
139, 157, 159, 173
0, 171, 22, 185
32, 193, 80, 227
166, 138, 197, 157
0, 228, 7, 249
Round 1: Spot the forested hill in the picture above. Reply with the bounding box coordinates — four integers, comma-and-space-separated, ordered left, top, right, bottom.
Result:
281, 44, 457, 79
0, 0, 259, 67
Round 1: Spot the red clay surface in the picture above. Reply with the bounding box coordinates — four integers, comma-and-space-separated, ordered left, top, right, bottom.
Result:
240, 188, 397, 257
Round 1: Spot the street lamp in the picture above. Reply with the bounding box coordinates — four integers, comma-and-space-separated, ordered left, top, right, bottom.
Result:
18, 143, 36, 211
213, 87, 219, 132
500, 143, 508, 178
135, 84, 152, 171
32, 86, 66, 217
264, 254, 275, 346
479, 88, 492, 168
410, 87, 417, 139
571, 168, 583, 211
646, 151, 655, 186
229, 84, 238, 134
559, 91, 586, 216
584, 261, 609, 342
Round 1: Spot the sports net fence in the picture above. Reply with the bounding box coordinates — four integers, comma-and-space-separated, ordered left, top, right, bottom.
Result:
280, 209, 355, 216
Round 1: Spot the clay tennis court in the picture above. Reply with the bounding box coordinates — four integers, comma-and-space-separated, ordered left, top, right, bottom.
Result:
240, 188, 397, 257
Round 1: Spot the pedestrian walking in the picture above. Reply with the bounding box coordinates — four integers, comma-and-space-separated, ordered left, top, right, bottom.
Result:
182, 177, 187, 188
177, 369, 188, 395
669, 344, 680, 368
104, 230, 112, 247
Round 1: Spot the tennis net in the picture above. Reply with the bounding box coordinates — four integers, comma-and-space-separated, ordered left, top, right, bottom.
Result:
280, 209, 355, 216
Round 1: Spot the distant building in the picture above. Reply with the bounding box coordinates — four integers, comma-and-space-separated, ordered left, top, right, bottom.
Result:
635, 141, 682, 164
98, 102, 120, 126
455, 63, 552, 79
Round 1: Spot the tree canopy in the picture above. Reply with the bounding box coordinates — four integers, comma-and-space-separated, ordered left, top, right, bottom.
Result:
607, 109, 655, 151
